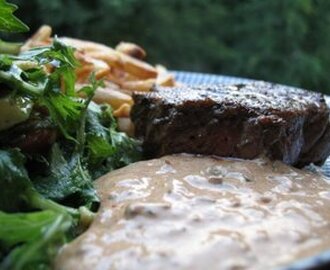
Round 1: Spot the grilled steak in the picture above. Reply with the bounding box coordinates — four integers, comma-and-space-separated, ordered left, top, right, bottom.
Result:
131, 81, 330, 167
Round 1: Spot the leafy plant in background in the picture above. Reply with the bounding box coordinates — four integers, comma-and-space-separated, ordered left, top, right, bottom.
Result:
7, 0, 330, 93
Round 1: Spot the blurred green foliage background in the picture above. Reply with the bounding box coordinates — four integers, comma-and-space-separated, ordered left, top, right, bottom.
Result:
5, 0, 330, 93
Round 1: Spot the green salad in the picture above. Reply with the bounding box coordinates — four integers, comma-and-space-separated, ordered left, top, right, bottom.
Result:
0, 1, 141, 269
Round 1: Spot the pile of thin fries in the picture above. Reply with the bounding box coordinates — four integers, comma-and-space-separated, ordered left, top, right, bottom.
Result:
21, 25, 175, 135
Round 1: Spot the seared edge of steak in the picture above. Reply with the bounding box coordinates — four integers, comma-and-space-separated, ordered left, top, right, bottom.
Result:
131, 81, 330, 167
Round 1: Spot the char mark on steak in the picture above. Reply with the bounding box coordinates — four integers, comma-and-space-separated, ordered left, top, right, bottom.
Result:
131, 81, 330, 167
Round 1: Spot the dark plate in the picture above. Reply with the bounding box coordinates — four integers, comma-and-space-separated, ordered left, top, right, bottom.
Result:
173, 70, 330, 270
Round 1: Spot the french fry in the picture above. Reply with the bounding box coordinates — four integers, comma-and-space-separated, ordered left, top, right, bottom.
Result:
14, 60, 39, 70
158, 74, 175, 87
92, 84, 133, 110
95, 68, 111, 80
75, 51, 109, 70
121, 73, 140, 81
156, 65, 175, 87
121, 79, 156, 92
59, 37, 114, 53
117, 117, 134, 137
87, 51, 122, 69
24, 26, 176, 133
75, 51, 111, 82
119, 53, 157, 79
113, 103, 131, 118
106, 73, 127, 86
110, 68, 139, 83
76, 65, 94, 82
21, 25, 52, 51
61, 37, 157, 79
115, 42, 146, 60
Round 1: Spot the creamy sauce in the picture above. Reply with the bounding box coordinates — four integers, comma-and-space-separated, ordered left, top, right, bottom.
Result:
55, 155, 330, 270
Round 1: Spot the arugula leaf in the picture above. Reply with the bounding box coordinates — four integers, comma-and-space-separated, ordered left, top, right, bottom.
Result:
0, 148, 89, 269
35, 143, 98, 207
0, 147, 96, 269
0, 39, 141, 207
85, 102, 116, 164
0, 148, 29, 211
85, 103, 142, 178
34, 76, 101, 206
0, 0, 29, 33
41, 93, 83, 141
0, 210, 71, 270
109, 127, 142, 168
41, 41, 82, 140
0, 39, 83, 140
0, 210, 69, 249
0, 34, 142, 269
0, 148, 80, 217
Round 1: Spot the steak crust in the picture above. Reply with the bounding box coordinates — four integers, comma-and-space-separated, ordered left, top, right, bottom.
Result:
131, 82, 330, 167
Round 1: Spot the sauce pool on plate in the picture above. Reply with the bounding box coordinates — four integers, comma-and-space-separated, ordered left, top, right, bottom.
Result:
56, 155, 330, 270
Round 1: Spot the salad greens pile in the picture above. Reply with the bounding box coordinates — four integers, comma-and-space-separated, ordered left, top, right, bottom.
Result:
0, 1, 141, 269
